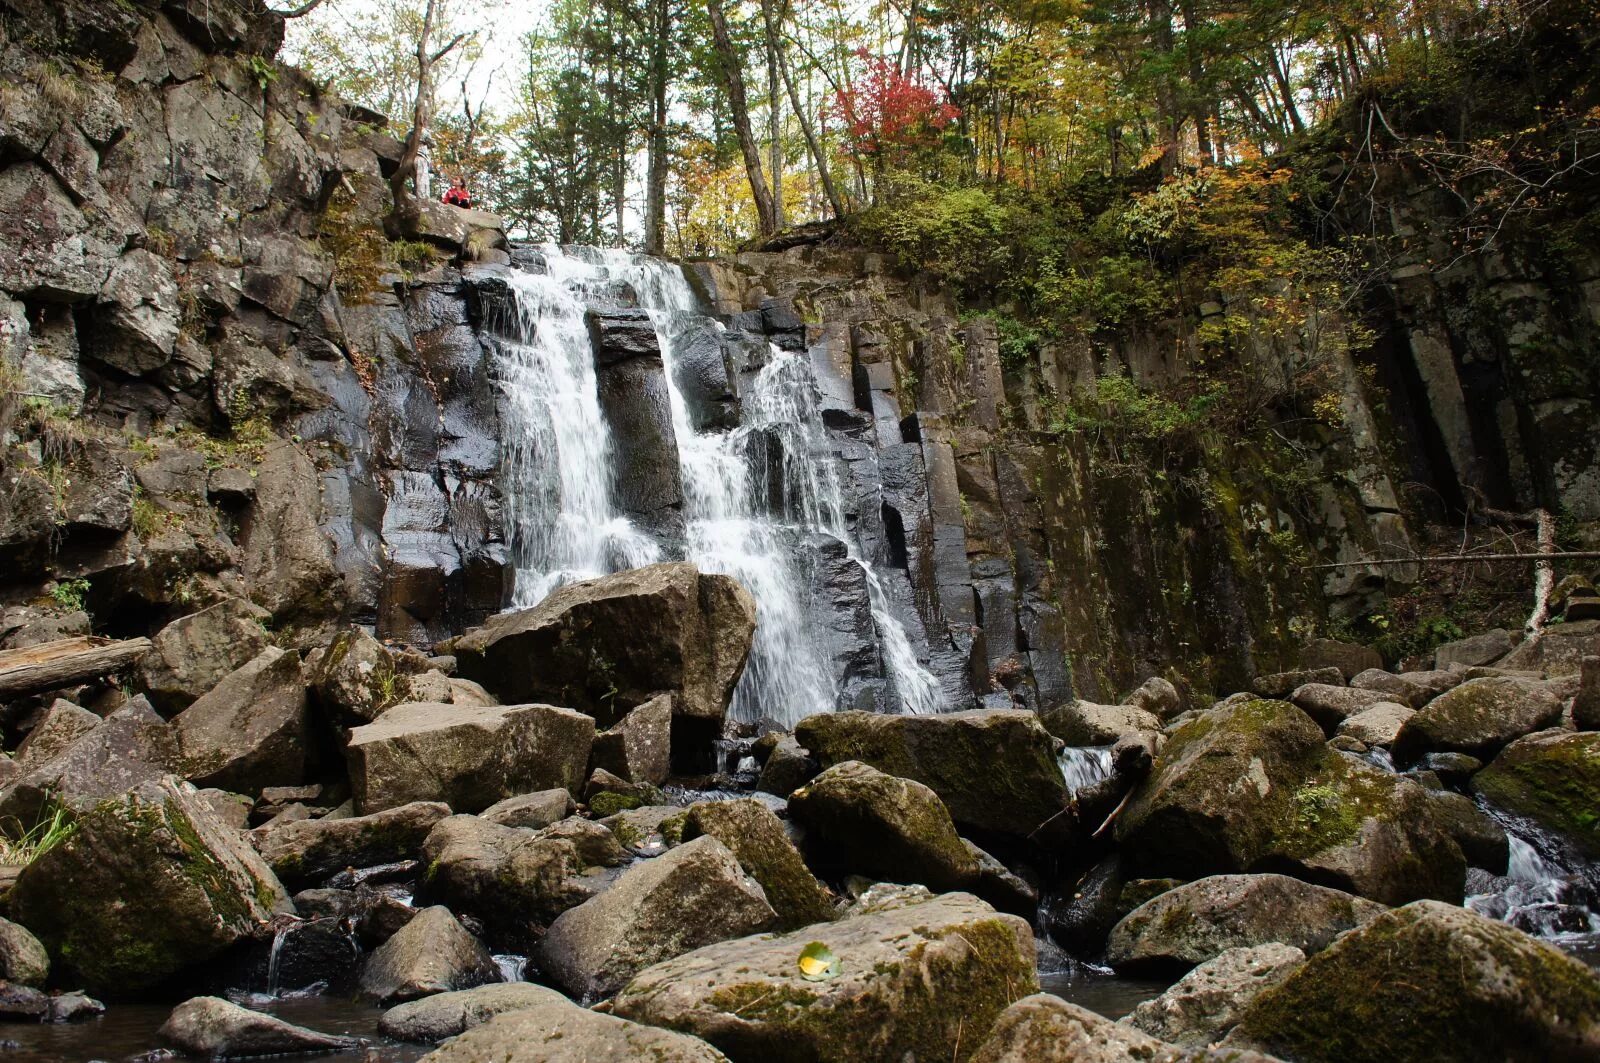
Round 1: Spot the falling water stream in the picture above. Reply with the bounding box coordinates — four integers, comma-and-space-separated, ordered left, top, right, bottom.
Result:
488, 246, 940, 726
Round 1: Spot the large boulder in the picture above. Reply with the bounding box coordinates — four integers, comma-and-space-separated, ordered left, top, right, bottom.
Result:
1288, 684, 1393, 731
1299, 638, 1381, 679
138, 598, 270, 712
249, 801, 451, 885
239, 444, 340, 626
346, 702, 594, 813
1039, 700, 1161, 745
1434, 629, 1514, 669
359, 905, 501, 1004
1114, 699, 1467, 905
0, 699, 179, 824
613, 892, 1037, 1063
537, 835, 777, 1001
1227, 901, 1600, 1062
1392, 676, 1565, 764
415, 993, 731, 1062
159, 996, 354, 1057
1105, 874, 1384, 974
1122, 943, 1305, 1049
454, 562, 756, 728
13, 700, 100, 768
1334, 702, 1414, 747
788, 761, 978, 892
378, 982, 557, 1043
418, 814, 626, 949
682, 798, 836, 930
481, 789, 575, 829
1474, 730, 1600, 858
794, 710, 1069, 842
171, 647, 309, 795
8, 777, 291, 996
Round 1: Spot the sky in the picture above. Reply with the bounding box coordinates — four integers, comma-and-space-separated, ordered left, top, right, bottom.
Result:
282, 0, 551, 115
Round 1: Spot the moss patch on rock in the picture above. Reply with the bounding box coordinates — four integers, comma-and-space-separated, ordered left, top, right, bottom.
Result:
1474, 730, 1600, 858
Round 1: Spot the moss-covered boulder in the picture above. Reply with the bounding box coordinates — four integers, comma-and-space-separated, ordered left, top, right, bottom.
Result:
1226, 901, 1600, 1062
1105, 874, 1384, 974
359, 905, 502, 1005
1474, 729, 1600, 858
8, 776, 291, 997
1392, 676, 1565, 765
1122, 943, 1305, 1049
683, 798, 836, 930
788, 761, 978, 893
794, 710, 1068, 842
1115, 699, 1465, 905
612, 892, 1036, 1063
969, 993, 1248, 1063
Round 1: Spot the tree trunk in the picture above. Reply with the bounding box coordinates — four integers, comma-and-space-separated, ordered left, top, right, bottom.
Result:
762, 0, 783, 229
1147, 0, 1181, 172
768, 0, 842, 218
707, 0, 778, 235
389, 0, 440, 236
643, 0, 671, 254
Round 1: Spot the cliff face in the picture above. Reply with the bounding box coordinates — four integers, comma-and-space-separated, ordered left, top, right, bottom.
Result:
0, 0, 510, 649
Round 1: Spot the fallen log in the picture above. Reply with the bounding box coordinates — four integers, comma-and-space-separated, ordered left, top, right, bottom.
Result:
0, 636, 152, 701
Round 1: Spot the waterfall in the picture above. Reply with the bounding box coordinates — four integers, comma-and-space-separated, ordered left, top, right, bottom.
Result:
490, 267, 661, 605
489, 246, 941, 727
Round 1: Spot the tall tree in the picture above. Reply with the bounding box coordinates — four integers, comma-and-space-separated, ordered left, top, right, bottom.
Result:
707, 0, 780, 235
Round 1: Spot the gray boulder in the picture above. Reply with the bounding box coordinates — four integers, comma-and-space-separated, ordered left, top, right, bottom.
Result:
590, 692, 672, 785
1252, 667, 1344, 699
682, 797, 836, 930
795, 709, 1070, 842
346, 702, 594, 814
159, 996, 354, 1057
419, 814, 626, 948
172, 647, 309, 795
481, 789, 575, 829
308, 627, 402, 724
14, 700, 101, 768
0, 699, 179, 824
1299, 639, 1382, 680
455, 562, 756, 727
249, 801, 451, 885
1227, 901, 1600, 1062
1106, 874, 1384, 974
613, 892, 1036, 1063
378, 982, 556, 1043
1574, 656, 1600, 731
537, 835, 777, 1001
755, 734, 817, 797
1125, 677, 1182, 719
415, 994, 731, 1061
1288, 683, 1392, 730
138, 598, 270, 712
1123, 944, 1305, 1049
788, 760, 978, 892
1334, 702, 1413, 746
359, 906, 501, 1004
1434, 629, 1513, 670
1040, 699, 1162, 745
1348, 668, 1432, 707
971, 993, 1264, 1063
0, 918, 49, 987
1392, 676, 1566, 764
1424, 790, 1509, 872
8, 776, 291, 995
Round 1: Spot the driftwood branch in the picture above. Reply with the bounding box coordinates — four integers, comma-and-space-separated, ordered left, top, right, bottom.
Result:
0, 636, 152, 701
1311, 550, 1600, 570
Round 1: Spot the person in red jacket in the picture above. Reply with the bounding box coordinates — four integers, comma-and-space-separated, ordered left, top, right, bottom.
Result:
442, 175, 473, 209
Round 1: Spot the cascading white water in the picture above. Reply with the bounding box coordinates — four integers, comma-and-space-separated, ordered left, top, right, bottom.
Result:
490, 245, 941, 726
1058, 746, 1114, 794
492, 268, 660, 604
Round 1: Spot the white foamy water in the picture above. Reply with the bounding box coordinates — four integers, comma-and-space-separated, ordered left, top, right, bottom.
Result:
489, 246, 941, 726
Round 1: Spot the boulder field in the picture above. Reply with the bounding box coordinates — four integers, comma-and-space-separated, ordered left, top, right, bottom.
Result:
0, 555, 1595, 1061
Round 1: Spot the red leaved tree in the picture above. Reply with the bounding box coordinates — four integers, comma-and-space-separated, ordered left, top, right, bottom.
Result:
832, 51, 960, 179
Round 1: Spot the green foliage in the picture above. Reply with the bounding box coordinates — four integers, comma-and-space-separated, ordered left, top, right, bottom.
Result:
48, 577, 90, 613
0, 803, 76, 867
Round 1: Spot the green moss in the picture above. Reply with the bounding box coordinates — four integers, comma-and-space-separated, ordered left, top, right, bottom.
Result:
1475, 732, 1600, 857
588, 792, 644, 817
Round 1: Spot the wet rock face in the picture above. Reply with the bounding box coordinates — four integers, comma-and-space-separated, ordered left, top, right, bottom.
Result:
612, 891, 1037, 1063
1227, 901, 1600, 1063
454, 561, 757, 728
8, 776, 290, 997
